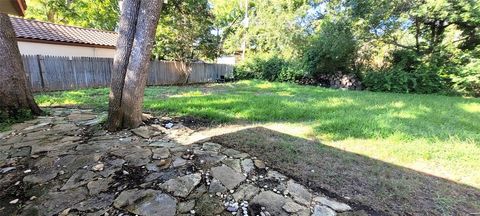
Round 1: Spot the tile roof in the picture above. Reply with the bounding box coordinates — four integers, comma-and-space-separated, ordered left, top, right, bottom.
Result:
10, 16, 117, 47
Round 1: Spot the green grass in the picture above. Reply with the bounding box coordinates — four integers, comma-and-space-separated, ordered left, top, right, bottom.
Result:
35, 80, 480, 188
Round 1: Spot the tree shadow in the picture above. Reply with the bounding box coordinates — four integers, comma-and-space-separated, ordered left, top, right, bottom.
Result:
210, 126, 480, 215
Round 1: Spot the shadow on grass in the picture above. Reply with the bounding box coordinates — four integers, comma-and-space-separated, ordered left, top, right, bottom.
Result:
211, 126, 480, 215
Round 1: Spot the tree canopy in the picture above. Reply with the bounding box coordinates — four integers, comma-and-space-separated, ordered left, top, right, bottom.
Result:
152, 0, 218, 61
25, 0, 120, 31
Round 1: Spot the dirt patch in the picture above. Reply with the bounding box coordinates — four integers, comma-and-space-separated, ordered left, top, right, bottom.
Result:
172, 116, 215, 130
142, 114, 215, 131
210, 127, 480, 215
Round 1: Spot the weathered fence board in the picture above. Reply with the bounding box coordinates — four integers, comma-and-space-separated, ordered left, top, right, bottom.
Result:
22, 55, 233, 92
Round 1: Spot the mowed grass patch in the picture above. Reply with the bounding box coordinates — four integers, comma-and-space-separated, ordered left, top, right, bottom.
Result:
35, 80, 480, 214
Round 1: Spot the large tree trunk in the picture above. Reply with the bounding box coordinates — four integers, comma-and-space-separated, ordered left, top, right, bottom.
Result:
120, 0, 163, 128
107, 0, 141, 131
0, 13, 42, 117
107, 0, 163, 131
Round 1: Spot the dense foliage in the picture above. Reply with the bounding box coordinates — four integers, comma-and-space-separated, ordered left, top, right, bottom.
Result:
152, 0, 219, 61
25, 0, 119, 31
231, 0, 480, 96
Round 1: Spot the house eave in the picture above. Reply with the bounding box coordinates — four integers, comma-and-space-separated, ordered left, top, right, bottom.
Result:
16, 38, 116, 49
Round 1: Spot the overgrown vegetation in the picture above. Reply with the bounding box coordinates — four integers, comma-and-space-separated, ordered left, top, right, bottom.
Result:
230, 0, 480, 97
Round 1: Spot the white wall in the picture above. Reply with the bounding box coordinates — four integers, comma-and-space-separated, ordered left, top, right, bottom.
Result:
17, 41, 115, 58
216, 56, 236, 65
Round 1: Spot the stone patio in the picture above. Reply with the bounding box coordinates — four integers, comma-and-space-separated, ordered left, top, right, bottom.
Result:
0, 108, 353, 216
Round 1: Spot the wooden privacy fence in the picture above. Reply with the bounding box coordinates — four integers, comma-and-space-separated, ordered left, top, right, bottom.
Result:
22, 55, 234, 92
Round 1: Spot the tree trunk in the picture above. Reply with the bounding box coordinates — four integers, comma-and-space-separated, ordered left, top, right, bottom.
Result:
0, 13, 42, 117
106, 0, 141, 131
107, 0, 163, 130
414, 17, 421, 54
121, 0, 163, 128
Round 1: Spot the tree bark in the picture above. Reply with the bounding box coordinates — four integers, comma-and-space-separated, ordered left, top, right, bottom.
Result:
0, 13, 42, 117
107, 0, 163, 130
414, 17, 421, 54
106, 0, 141, 131
121, 0, 163, 128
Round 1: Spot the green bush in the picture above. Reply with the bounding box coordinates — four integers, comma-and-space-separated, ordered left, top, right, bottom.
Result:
363, 68, 446, 94
451, 60, 480, 97
234, 55, 294, 81
363, 49, 449, 94
363, 68, 412, 93
302, 19, 357, 78
233, 64, 256, 80
278, 62, 307, 82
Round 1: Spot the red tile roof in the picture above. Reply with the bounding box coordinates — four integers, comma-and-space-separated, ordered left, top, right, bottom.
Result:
10, 16, 117, 48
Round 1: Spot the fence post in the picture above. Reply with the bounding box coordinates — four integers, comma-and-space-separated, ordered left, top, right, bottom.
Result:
36, 55, 47, 91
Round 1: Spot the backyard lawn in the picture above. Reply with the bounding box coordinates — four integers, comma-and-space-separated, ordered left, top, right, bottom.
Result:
34, 80, 480, 214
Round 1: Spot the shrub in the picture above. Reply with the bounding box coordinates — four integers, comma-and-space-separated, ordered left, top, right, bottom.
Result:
302, 19, 357, 78
363, 68, 411, 93
234, 55, 293, 81
362, 48, 451, 94
278, 62, 307, 82
451, 60, 480, 97
363, 66, 447, 94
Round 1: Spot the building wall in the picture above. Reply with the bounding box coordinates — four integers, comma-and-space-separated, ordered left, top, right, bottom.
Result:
17, 41, 115, 58
216, 56, 236, 65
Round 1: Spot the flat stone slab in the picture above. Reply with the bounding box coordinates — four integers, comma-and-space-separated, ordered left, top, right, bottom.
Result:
23, 170, 58, 184
114, 189, 176, 216
111, 147, 151, 167
161, 173, 202, 197
287, 179, 312, 206
233, 183, 260, 201
131, 126, 162, 138
23, 187, 88, 216
152, 147, 170, 159
202, 142, 222, 151
87, 177, 113, 195
251, 191, 289, 216
195, 193, 224, 215
313, 205, 336, 216
61, 169, 97, 190
223, 158, 242, 173
241, 158, 254, 174
178, 200, 196, 213
314, 196, 352, 212
75, 193, 115, 212
67, 113, 97, 121
149, 141, 178, 148
211, 165, 246, 190
209, 178, 227, 193
283, 201, 308, 214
